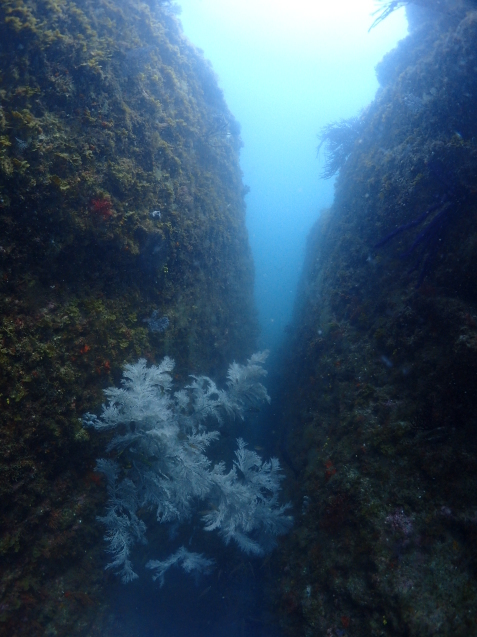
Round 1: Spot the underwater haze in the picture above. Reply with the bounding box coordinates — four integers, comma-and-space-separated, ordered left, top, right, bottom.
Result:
178, 0, 408, 350
3, 0, 477, 634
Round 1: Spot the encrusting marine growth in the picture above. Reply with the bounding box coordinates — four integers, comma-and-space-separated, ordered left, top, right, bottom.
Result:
0, 0, 258, 629
84, 352, 293, 584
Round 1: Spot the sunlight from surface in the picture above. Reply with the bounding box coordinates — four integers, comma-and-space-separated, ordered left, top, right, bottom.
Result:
178, 0, 408, 349
179, 0, 398, 51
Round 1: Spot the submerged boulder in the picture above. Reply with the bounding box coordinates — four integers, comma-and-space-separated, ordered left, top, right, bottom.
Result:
0, 0, 257, 633
277, 3, 477, 636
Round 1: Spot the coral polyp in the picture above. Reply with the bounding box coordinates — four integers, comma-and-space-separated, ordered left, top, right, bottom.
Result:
90, 197, 113, 220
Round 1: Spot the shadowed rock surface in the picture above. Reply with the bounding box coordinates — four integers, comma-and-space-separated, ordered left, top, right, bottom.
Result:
275, 3, 477, 635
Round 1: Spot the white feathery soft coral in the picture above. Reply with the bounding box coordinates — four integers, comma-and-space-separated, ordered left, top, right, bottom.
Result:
84, 352, 292, 585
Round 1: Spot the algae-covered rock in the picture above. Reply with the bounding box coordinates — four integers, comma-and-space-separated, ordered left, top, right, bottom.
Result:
277, 3, 477, 636
0, 0, 257, 633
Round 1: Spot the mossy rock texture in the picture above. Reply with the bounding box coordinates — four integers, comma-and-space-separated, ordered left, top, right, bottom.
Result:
276, 3, 477, 636
0, 0, 257, 633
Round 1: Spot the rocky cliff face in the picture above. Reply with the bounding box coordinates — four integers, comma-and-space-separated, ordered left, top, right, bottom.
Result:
0, 0, 257, 633
276, 3, 477, 635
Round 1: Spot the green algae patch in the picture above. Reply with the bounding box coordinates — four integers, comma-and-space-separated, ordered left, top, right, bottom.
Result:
0, 0, 257, 633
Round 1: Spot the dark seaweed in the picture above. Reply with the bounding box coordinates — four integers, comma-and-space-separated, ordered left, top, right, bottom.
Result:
317, 117, 363, 180
374, 162, 471, 287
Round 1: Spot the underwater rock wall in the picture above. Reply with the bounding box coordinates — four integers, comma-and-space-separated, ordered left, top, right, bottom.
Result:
0, 0, 257, 633
277, 3, 477, 636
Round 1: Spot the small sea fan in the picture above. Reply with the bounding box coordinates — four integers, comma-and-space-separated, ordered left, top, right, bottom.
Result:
143, 310, 169, 333
84, 352, 292, 585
